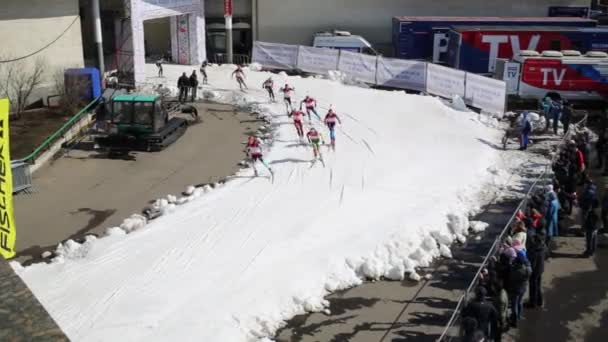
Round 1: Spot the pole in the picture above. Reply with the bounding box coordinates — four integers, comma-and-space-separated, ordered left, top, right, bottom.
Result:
224, 0, 233, 64
92, 0, 105, 77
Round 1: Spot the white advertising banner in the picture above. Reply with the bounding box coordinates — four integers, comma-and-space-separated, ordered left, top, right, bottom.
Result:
252, 41, 298, 69
337, 50, 377, 84
426, 63, 466, 99
297, 46, 340, 74
465, 73, 507, 114
376, 58, 426, 92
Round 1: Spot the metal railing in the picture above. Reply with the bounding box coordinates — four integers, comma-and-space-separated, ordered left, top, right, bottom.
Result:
209, 53, 251, 65
14, 97, 99, 165
437, 115, 588, 341
11, 161, 33, 193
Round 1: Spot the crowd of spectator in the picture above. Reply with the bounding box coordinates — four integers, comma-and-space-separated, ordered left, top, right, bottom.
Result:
460, 123, 603, 342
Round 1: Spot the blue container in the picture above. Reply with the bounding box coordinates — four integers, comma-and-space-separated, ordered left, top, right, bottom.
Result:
64, 67, 102, 101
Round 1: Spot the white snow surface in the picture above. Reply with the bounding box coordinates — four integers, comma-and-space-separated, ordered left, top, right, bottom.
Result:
16, 64, 523, 341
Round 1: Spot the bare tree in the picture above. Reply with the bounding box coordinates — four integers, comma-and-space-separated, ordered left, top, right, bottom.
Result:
5, 57, 47, 119
0, 55, 12, 100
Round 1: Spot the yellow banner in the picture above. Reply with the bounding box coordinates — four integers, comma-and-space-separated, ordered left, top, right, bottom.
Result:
0, 98, 16, 258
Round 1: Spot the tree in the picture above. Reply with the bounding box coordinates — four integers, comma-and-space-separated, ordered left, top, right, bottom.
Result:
0, 57, 47, 119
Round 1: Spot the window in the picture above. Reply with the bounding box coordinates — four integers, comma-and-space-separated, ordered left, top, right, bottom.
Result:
113, 102, 133, 124
134, 102, 153, 126
550, 40, 562, 51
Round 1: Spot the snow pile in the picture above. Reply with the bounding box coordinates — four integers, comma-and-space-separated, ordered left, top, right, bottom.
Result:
16, 63, 521, 342
451, 95, 470, 112
470, 221, 490, 233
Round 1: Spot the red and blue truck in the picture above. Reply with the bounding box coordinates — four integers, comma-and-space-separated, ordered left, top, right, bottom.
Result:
446, 26, 608, 74
494, 50, 608, 102
392, 16, 597, 62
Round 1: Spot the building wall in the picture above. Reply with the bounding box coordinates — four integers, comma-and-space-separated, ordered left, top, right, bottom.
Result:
256, 0, 591, 52
144, 17, 172, 57
205, 0, 251, 18
0, 0, 84, 93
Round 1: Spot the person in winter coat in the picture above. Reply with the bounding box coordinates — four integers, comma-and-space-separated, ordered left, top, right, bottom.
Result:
512, 221, 527, 248
526, 225, 546, 308
550, 99, 563, 135
583, 210, 600, 257
580, 179, 599, 225
541, 97, 552, 132
507, 253, 532, 327
601, 193, 608, 230
462, 317, 485, 342
561, 102, 572, 135
491, 279, 509, 339
545, 186, 561, 238
519, 112, 532, 150
199, 60, 208, 85
189, 70, 199, 102
462, 286, 499, 339
177, 72, 190, 103
597, 126, 607, 169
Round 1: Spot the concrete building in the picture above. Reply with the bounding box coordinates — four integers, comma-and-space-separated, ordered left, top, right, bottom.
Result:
0, 0, 85, 97
252, 0, 592, 54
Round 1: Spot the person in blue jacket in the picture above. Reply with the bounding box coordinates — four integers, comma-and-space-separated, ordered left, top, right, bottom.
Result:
550, 99, 563, 135
541, 97, 552, 132
545, 185, 561, 239
519, 112, 532, 150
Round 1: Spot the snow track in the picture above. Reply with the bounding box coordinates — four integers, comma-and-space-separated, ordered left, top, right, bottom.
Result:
15, 64, 521, 341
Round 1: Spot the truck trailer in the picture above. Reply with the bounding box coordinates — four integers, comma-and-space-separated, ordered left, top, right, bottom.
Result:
392, 16, 597, 62
494, 50, 608, 102
446, 26, 608, 74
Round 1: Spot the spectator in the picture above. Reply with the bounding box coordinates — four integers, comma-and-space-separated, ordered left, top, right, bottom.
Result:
462, 286, 499, 339
491, 279, 509, 339
583, 210, 600, 257
507, 254, 531, 327
189, 70, 199, 102
462, 317, 485, 342
541, 96, 552, 132
550, 99, 563, 135
561, 102, 572, 135
580, 179, 599, 224
601, 192, 608, 230
177, 72, 190, 103
519, 112, 532, 150
526, 225, 546, 308
597, 125, 607, 169
545, 185, 561, 238
512, 221, 527, 248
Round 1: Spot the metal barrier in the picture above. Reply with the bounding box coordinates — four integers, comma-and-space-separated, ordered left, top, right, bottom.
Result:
209, 53, 251, 65
11, 161, 32, 193
14, 97, 99, 165
436, 116, 588, 341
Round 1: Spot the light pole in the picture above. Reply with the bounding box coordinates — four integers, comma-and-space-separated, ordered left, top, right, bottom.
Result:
92, 0, 105, 77
224, 0, 234, 64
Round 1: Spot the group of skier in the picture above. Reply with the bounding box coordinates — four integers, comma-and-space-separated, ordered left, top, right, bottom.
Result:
244, 72, 343, 177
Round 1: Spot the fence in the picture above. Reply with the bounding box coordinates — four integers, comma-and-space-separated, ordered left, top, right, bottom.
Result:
251, 41, 507, 115
11, 161, 33, 193
10, 97, 99, 194
209, 53, 251, 65
436, 115, 588, 341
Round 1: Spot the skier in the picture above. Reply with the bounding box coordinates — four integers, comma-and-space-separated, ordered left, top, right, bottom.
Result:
288, 109, 305, 141
245, 136, 273, 176
324, 108, 342, 150
280, 83, 295, 113
200, 60, 208, 85
306, 127, 325, 162
232, 65, 248, 91
300, 95, 321, 122
155, 58, 163, 77
262, 77, 275, 102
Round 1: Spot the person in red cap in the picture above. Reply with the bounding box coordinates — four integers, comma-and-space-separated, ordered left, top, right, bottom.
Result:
232, 65, 248, 91
280, 83, 295, 113
245, 136, 272, 176
324, 107, 342, 150
288, 109, 305, 141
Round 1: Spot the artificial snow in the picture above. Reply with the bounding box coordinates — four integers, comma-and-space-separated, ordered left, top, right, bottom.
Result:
470, 221, 490, 233
16, 63, 526, 342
